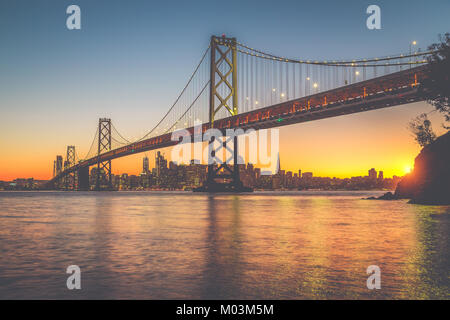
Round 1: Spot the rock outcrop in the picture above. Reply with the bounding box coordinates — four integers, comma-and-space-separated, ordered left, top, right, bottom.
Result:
365, 192, 397, 200
395, 131, 450, 205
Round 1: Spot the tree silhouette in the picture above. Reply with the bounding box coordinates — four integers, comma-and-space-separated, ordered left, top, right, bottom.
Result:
409, 113, 436, 147
421, 33, 450, 125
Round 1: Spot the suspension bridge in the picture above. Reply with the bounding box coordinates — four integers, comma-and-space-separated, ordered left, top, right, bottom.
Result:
48, 35, 433, 191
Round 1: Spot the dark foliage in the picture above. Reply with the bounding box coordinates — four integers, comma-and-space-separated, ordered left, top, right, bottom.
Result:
395, 131, 450, 205
409, 113, 436, 147
421, 33, 450, 124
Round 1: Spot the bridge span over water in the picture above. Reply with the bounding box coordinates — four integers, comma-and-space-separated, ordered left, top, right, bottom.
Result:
49, 36, 432, 191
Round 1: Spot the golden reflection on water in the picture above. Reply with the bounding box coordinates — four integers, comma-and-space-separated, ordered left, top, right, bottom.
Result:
0, 191, 448, 299
196, 193, 449, 299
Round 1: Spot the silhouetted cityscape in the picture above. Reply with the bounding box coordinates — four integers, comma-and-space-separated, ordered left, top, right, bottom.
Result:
1, 152, 402, 191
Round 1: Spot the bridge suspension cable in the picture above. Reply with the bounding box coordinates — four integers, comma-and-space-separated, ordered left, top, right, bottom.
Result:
79, 126, 99, 161
234, 41, 434, 66
111, 123, 131, 144
236, 47, 429, 67
135, 45, 211, 142
165, 80, 210, 134
230, 39, 433, 113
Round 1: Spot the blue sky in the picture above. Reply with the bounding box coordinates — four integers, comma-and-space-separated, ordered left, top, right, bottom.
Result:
0, 0, 449, 179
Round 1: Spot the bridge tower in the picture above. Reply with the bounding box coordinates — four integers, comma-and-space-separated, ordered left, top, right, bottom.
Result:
198, 35, 249, 192
64, 146, 76, 190
95, 118, 112, 191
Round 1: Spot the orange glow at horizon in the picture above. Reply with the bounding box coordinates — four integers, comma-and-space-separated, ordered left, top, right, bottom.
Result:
0, 102, 445, 181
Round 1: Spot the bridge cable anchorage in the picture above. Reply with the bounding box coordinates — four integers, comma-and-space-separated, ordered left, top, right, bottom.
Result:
234, 41, 436, 66
135, 45, 211, 142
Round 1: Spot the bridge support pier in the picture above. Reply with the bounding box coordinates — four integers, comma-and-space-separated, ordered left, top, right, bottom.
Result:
197, 134, 250, 192
77, 166, 90, 191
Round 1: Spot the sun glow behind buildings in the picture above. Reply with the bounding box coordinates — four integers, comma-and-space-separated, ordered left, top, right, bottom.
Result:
404, 165, 412, 174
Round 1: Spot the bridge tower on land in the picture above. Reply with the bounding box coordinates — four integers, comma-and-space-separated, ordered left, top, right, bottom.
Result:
95, 118, 112, 191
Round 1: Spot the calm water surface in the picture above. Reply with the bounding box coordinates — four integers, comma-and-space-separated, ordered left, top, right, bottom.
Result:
0, 191, 448, 299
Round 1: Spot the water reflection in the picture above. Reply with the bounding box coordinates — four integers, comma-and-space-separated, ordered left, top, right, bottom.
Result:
0, 191, 448, 299
197, 193, 449, 299
202, 195, 246, 299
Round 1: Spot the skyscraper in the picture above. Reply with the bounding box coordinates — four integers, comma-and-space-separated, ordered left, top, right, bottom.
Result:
143, 156, 149, 174
275, 152, 281, 174
155, 151, 167, 178
368, 168, 377, 180
55, 155, 63, 175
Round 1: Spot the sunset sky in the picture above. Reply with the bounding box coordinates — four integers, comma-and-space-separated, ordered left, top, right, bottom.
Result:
0, 0, 449, 181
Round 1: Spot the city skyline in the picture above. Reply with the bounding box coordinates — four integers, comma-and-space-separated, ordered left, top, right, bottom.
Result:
1, 152, 403, 192
1, 152, 405, 186
0, 110, 441, 181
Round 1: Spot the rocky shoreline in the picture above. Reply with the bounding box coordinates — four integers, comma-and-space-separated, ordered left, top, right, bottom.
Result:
366, 131, 450, 205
